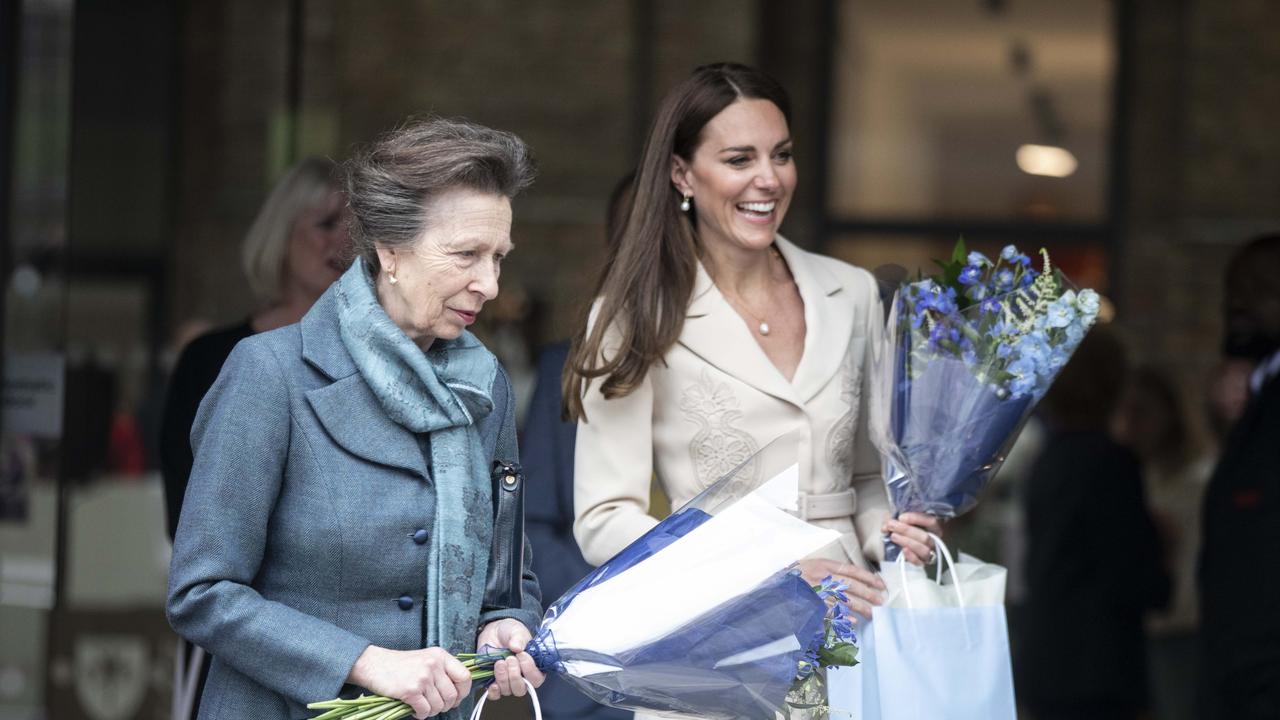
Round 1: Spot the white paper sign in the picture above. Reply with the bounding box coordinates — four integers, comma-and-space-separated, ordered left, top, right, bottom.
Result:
3, 353, 65, 438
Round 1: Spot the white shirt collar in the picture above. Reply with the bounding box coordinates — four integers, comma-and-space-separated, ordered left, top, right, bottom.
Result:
1249, 349, 1280, 395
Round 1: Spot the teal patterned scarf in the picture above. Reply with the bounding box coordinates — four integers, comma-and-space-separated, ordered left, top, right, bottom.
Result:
334, 259, 497, 666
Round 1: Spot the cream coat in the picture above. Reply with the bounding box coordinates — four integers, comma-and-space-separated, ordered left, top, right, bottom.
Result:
573, 236, 891, 573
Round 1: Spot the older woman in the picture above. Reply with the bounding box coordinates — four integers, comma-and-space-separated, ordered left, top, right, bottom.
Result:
167, 118, 544, 720
564, 63, 941, 625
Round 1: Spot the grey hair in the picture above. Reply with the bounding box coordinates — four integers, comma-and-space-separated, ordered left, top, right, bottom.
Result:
241, 156, 340, 305
344, 116, 537, 272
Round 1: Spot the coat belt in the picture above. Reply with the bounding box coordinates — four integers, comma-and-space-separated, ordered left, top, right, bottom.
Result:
796, 488, 858, 521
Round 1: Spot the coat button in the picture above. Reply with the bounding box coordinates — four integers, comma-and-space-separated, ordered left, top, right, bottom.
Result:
397, 595, 414, 611
412, 528, 429, 545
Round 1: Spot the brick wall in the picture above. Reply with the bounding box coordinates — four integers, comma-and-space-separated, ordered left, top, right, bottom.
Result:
168, 0, 1280, 400
169, 0, 291, 328
169, 0, 772, 345
1118, 0, 1280, 440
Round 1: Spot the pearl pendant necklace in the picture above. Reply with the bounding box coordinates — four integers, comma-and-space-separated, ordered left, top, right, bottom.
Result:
711, 245, 782, 338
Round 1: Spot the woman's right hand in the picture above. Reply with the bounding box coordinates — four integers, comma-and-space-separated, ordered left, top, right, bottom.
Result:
347, 645, 472, 719
798, 558, 886, 618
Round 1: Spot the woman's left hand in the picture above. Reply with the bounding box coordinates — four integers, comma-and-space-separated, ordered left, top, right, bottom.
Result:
882, 512, 943, 566
476, 619, 546, 701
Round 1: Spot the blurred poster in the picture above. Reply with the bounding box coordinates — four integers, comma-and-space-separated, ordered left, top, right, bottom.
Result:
0, 433, 34, 521
47, 608, 177, 720
2, 353, 63, 521
4, 352, 66, 439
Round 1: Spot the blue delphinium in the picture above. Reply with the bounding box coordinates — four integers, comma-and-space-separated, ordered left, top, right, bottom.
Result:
897, 242, 1100, 401
1007, 355, 1039, 398
928, 323, 960, 350
794, 576, 860, 685
1014, 333, 1050, 368
815, 575, 850, 606
967, 251, 992, 267
1044, 296, 1075, 329
1066, 318, 1087, 345
829, 602, 855, 643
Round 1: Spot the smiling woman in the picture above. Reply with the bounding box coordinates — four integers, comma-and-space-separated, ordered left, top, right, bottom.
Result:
166, 117, 545, 720
563, 64, 943, 689
562, 64, 946, 720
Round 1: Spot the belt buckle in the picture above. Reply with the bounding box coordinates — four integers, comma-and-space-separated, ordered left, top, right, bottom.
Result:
796, 490, 811, 521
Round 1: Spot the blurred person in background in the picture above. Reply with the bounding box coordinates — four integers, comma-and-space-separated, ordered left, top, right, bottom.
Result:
1199, 233, 1280, 719
166, 117, 544, 720
563, 62, 941, 653
161, 155, 350, 540
1112, 366, 1212, 720
471, 281, 537, 425
1016, 324, 1170, 720
160, 155, 350, 720
1204, 357, 1254, 445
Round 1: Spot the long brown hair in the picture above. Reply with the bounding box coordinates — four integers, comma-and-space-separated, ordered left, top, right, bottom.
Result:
562, 63, 792, 421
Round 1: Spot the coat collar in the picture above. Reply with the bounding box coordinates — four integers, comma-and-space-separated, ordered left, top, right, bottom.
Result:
681, 235, 856, 407
299, 287, 430, 481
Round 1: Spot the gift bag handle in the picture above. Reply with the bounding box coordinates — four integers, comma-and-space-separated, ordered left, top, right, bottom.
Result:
468, 680, 542, 720
895, 533, 975, 647
896, 533, 965, 609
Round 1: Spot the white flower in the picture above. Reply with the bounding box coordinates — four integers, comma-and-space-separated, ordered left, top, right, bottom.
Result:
967, 251, 991, 267
1075, 289, 1101, 319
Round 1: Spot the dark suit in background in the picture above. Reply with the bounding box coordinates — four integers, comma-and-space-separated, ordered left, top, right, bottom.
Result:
1017, 430, 1169, 720
1199, 372, 1280, 719
522, 343, 630, 720
1199, 233, 1280, 719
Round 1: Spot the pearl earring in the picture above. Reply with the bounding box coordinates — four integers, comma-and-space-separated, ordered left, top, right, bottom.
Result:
388, 268, 398, 285
680, 195, 691, 212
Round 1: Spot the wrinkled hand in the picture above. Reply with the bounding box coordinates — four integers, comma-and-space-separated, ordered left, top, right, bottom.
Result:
883, 512, 943, 566
798, 558, 886, 618
476, 618, 545, 702
348, 645, 471, 719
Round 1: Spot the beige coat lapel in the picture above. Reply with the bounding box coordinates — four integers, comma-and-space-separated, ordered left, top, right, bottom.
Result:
680, 259, 800, 406
776, 237, 856, 404
677, 236, 855, 408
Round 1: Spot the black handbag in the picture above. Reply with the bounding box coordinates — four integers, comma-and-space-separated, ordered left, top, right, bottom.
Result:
484, 457, 526, 610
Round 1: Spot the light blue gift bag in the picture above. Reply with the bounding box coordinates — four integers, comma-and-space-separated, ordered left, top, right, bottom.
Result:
829, 535, 1016, 720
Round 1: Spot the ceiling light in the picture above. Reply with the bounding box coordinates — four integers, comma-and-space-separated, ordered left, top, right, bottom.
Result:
1016, 144, 1078, 178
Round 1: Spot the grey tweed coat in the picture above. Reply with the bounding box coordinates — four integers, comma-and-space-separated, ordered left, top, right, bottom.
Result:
166, 287, 541, 720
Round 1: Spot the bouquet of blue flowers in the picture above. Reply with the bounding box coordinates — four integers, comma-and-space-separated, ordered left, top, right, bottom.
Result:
311, 436, 859, 720
868, 241, 1100, 538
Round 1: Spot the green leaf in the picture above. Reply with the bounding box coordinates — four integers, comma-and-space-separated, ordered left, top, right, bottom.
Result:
817, 641, 860, 668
